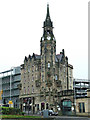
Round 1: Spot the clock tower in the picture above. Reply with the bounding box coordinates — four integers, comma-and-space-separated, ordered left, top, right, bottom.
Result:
20, 3, 74, 112
40, 4, 56, 90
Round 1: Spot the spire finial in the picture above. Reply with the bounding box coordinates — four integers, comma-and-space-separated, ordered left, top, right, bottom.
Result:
43, 3, 53, 28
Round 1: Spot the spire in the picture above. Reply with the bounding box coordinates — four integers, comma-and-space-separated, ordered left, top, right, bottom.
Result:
43, 4, 53, 28
46, 4, 50, 19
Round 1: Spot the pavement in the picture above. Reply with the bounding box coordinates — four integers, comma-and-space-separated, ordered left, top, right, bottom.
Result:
24, 112, 90, 120
2, 118, 90, 120
1, 116, 90, 120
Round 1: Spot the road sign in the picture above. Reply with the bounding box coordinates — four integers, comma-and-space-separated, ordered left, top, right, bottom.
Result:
9, 101, 13, 104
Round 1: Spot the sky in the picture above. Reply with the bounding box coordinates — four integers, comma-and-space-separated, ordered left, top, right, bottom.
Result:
0, 0, 88, 79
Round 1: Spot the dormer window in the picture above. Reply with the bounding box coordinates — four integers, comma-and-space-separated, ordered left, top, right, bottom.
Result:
48, 62, 50, 68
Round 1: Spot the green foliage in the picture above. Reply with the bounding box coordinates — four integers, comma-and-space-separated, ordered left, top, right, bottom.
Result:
1, 115, 41, 119
1, 107, 24, 115
58, 111, 63, 116
21, 112, 25, 115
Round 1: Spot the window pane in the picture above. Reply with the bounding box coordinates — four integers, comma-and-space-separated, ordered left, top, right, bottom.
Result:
48, 63, 50, 68
79, 103, 81, 113
82, 103, 85, 113
55, 75, 57, 80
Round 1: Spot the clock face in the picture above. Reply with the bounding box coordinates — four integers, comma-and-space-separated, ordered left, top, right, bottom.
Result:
47, 36, 51, 40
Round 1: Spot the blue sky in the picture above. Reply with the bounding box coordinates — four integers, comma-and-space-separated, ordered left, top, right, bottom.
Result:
0, 0, 88, 79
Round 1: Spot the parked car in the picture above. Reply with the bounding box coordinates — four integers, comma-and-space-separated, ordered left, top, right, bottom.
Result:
37, 109, 58, 116
48, 110, 58, 116
37, 110, 43, 115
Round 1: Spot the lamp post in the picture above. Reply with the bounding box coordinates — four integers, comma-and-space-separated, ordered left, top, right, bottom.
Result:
9, 67, 13, 107
10, 69, 12, 101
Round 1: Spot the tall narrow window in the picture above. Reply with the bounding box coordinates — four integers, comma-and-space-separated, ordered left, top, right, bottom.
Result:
32, 74, 34, 81
37, 104, 39, 111
46, 103, 48, 109
28, 65, 30, 72
79, 103, 81, 113
42, 64, 44, 72
28, 86, 29, 94
55, 75, 58, 80
32, 85, 34, 93
64, 67, 66, 73
79, 103, 85, 113
42, 75, 44, 81
35, 67, 38, 71
24, 66, 27, 73
36, 74, 37, 80
82, 103, 85, 113
48, 62, 50, 68
32, 65, 34, 72
24, 87, 26, 94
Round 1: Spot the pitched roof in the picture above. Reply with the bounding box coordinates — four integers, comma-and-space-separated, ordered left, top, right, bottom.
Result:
35, 54, 41, 59
56, 54, 63, 62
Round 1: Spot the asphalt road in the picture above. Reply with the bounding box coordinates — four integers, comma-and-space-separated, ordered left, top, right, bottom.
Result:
50, 116, 90, 120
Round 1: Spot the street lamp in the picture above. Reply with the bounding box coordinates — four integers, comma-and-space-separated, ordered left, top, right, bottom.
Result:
9, 67, 14, 107
10, 69, 12, 101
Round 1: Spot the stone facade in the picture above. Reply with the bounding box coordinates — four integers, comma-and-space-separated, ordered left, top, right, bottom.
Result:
75, 89, 90, 116
19, 4, 73, 114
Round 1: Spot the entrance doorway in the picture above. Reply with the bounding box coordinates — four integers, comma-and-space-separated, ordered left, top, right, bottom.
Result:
41, 103, 45, 110
61, 99, 72, 115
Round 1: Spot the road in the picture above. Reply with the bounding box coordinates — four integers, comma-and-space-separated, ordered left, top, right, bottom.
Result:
2, 115, 90, 120
49, 116, 90, 120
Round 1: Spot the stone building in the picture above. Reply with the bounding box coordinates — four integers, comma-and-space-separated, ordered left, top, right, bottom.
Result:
19, 4, 73, 114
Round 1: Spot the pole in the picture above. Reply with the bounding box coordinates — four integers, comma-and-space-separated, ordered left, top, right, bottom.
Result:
74, 79, 76, 115
10, 68, 13, 101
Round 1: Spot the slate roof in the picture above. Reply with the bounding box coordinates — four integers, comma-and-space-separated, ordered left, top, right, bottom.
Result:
56, 54, 63, 62
35, 54, 41, 59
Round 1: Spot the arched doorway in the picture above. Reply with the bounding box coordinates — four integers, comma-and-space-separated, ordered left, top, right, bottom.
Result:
61, 99, 72, 115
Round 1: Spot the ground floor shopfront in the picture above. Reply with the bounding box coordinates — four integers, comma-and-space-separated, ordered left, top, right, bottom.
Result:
20, 96, 58, 114
19, 90, 74, 115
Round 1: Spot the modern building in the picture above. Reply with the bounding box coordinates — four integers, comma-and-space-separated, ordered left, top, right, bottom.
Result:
75, 89, 90, 116
73, 79, 90, 98
0, 66, 21, 108
73, 79, 90, 116
19, 4, 73, 114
